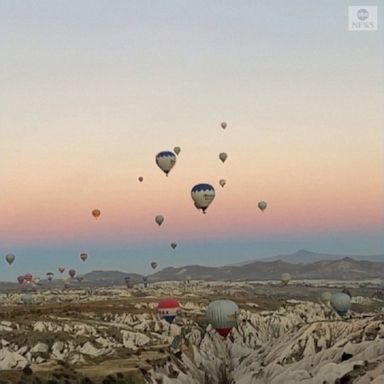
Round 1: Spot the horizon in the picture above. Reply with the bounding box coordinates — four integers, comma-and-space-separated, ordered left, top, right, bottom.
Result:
1, 247, 384, 283
1, 1, 383, 282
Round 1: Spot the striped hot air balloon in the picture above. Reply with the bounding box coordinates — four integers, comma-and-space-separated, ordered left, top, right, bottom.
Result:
158, 298, 180, 324
206, 299, 239, 337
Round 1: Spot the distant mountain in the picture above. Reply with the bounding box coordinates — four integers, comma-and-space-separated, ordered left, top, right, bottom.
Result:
149, 257, 384, 281
82, 271, 143, 285
260, 249, 384, 264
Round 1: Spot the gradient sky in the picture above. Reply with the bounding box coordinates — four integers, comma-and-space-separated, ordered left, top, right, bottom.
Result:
0, 1, 383, 281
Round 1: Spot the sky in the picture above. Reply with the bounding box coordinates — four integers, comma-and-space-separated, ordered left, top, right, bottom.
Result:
0, 1, 383, 281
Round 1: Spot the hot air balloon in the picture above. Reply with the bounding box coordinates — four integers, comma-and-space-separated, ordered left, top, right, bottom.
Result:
68, 269, 76, 278
171, 242, 177, 250
46, 272, 54, 282
258, 201, 267, 212
219, 152, 227, 163
155, 215, 164, 226
58, 266, 65, 274
206, 299, 239, 337
33, 277, 41, 285
151, 262, 158, 270
92, 209, 101, 219
155, 151, 177, 176
320, 291, 332, 305
330, 292, 351, 316
191, 184, 215, 214
138, 176, 143, 182
173, 147, 181, 155
17, 275, 24, 285
143, 276, 149, 288
24, 274, 33, 284
5, 253, 15, 265
221, 122, 227, 129
158, 298, 180, 324
219, 179, 226, 188
80, 253, 88, 262
281, 273, 291, 285
76, 275, 83, 283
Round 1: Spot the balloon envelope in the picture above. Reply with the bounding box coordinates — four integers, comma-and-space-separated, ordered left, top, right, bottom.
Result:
138, 176, 143, 182
219, 152, 228, 163
46, 272, 54, 281
155, 151, 177, 176
206, 299, 239, 337
281, 273, 291, 285
58, 266, 65, 274
171, 242, 177, 249
17, 275, 24, 285
69, 269, 76, 278
331, 292, 351, 316
158, 298, 180, 324
151, 262, 158, 270
258, 201, 267, 212
191, 184, 215, 213
5, 253, 15, 265
155, 215, 164, 226
80, 253, 88, 262
219, 179, 226, 187
92, 209, 101, 219
221, 122, 227, 129
173, 146, 181, 155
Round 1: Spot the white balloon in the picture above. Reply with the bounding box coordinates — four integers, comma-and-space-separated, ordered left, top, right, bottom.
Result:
331, 292, 351, 316
156, 151, 177, 176
206, 299, 239, 337
191, 184, 215, 214
281, 273, 291, 285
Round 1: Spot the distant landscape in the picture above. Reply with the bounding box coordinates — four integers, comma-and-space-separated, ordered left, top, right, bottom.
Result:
2, 250, 384, 289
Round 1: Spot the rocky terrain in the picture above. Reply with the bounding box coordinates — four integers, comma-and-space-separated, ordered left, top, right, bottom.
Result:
0, 279, 383, 383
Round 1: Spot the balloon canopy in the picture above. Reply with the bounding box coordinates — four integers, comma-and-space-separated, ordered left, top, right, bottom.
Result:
68, 269, 76, 278
150, 262, 158, 270
158, 298, 180, 324
92, 209, 101, 219
281, 273, 291, 285
219, 152, 228, 163
331, 292, 351, 316
155, 151, 177, 176
155, 215, 164, 226
258, 201, 267, 212
206, 299, 239, 337
191, 184, 215, 214
5, 253, 15, 265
